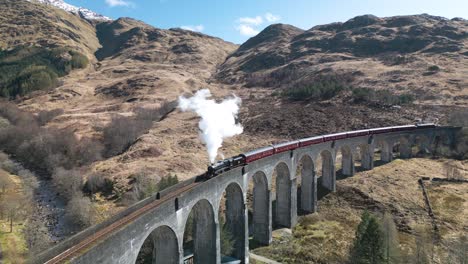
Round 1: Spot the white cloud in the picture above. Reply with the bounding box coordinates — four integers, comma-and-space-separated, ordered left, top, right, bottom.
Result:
181, 25, 204, 32
238, 16, 263, 26
235, 13, 281, 37
105, 0, 134, 7
236, 24, 260, 36
265, 12, 281, 22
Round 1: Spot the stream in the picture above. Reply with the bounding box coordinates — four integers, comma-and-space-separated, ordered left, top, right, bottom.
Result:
34, 177, 70, 242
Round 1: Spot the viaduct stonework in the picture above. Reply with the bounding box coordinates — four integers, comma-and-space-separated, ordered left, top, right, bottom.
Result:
34, 126, 460, 264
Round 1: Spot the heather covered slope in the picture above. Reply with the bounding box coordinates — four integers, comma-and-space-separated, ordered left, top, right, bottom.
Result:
0, 0, 100, 58
219, 14, 468, 107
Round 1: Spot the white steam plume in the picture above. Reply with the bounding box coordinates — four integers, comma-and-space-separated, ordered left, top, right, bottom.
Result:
178, 89, 243, 164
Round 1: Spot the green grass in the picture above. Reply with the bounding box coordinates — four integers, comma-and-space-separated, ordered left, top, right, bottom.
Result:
0, 116, 9, 128
0, 221, 27, 263
0, 171, 28, 263
0, 46, 88, 98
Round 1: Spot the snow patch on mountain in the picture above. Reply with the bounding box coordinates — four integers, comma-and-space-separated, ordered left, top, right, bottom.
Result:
29, 0, 112, 21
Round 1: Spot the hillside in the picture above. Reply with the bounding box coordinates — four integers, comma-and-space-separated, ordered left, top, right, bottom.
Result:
0, 0, 100, 57
219, 14, 468, 107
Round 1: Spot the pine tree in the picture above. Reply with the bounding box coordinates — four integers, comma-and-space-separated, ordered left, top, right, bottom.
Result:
351, 210, 385, 264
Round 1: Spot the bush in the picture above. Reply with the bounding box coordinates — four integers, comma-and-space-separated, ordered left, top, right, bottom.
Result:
285, 82, 344, 101
65, 193, 93, 230
352, 88, 414, 105
127, 173, 179, 204
427, 65, 440, 72
36, 108, 64, 126
52, 168, 84, 201
0, 46, 89, 98
284, 77, 347, 101
157, 174, 179, 191
0, 102, 102, 174
85, 173, 114, 196
101, 101, 176, 157
102, 114, 153, 157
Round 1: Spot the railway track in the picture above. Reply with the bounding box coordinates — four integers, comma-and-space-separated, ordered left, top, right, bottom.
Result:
45, 180, 202, 264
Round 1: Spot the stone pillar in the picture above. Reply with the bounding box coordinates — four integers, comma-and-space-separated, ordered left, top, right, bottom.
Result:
215, 221, 221, 264
301, 162, 315, 213
276, 174, 292, 227
225, 185, 246, 262
312, 173, 317, 212
322, 153, 336, 192
341, 151, 354, 176
253, 186, 271, 245
361, 145, 374, 170
290, 178, 297, 227
243, 204, 249, 264
381, 143, 393, 163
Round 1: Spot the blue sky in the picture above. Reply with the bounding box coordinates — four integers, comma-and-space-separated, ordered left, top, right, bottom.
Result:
67, 0, 468, 44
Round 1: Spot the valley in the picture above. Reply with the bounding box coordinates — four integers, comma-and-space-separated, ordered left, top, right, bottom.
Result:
0, 0, 466, 262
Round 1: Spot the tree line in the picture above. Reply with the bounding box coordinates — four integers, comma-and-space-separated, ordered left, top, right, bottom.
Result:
0, 46, 89, 98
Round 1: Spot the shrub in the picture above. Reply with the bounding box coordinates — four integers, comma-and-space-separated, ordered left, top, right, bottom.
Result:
284, 79, 346, 101
352, 88, 414, 105
36, 108, 64, 126
427, 65, 440, 72
126, 173, 179, 204
52, 168, 84, 201
102, 114, 152, 157
101, 101, 176, 158
70, 51, 89, 69
65, 193, 93, 230
157, 174, 179, 191
0, 102, 102, 174
85, 173, 114, 196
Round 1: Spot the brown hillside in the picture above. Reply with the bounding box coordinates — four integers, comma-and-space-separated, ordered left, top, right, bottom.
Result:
219, 14, 468, 107
0, 0, 100, 58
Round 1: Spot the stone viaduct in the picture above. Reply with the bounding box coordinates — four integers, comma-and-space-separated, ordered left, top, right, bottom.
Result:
34, 126, 460, 264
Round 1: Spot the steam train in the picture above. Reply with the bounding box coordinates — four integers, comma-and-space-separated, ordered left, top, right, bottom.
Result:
205, 123, 436, 178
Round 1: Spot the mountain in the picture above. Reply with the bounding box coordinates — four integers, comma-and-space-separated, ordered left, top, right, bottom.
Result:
0, 0, 101, 56
219, 14, 468, 107
28, 0, 111, 21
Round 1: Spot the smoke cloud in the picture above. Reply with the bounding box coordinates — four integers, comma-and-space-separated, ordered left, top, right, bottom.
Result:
178, 89, 243, 163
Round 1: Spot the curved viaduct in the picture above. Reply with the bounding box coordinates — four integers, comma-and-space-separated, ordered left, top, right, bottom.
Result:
34, 126, 459, 264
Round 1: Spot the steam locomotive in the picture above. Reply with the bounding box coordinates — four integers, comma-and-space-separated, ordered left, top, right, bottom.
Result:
205, 123, 436, 178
